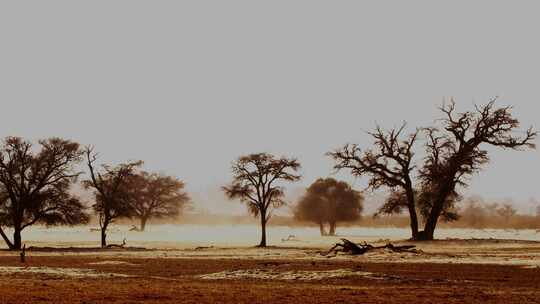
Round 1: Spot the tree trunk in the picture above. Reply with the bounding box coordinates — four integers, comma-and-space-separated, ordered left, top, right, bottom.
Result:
421, 211, 439, 241
405, 183, 420, 240
140, 216, 147, 232
12, 228, 22, 250
258, 212, 267, 247
420, 187, 453, 241
319, 222, 326, 236
328, 221, 336, 236
407, 206, 420, 240
101, 225, 108, 248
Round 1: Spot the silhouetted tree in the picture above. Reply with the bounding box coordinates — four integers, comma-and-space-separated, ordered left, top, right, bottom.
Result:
223, 153, 301, 247
328, 124, 422, 239
83, 147, 142, 247
418, 100, 536, 240
0, 137, 89, 250
294, 178, 363, 236
130, 171, 190, 231
331, 99, 536, 240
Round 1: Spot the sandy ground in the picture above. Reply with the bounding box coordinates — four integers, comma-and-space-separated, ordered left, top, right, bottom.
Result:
0, 238, 537, 303
0, 253, 538, 303
0, 226, 539, 303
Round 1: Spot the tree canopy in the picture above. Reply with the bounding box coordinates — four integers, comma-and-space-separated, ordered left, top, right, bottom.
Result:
130, 171, 190, 231
294, 178, 363, 235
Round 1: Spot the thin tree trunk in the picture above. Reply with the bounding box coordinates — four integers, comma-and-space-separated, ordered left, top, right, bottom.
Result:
405, 183, 419, 240
258, 212, 267, 247
13, 228, 22, 250
101, 224, 108, 248
407, 205, 420, 240
328, 221, 336, 236
319, 222, 326, 236
140, 216, 147, 232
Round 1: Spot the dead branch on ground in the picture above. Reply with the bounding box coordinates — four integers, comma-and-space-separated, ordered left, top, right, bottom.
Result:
322, 238, 419, 256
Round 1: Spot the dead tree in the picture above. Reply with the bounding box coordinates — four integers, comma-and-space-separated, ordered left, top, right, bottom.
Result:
223, 153, 301, 247
417, 99, 536, 240
329, 124, 421, 240
331, 100, 536, 241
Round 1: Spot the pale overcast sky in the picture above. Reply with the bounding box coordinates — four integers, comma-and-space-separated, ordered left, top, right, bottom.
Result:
1, 1, 538, 213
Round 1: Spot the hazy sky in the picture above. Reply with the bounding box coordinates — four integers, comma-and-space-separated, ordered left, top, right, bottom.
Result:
1, 1, 539, 213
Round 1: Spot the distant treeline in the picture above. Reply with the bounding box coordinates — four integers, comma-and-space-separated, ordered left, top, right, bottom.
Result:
158, 200, 540, 230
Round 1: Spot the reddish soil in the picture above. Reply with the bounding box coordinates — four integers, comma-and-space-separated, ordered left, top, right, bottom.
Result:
0, 256, 538, 303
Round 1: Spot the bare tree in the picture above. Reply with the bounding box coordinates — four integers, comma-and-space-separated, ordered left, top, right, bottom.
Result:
331, 99, 535, 241
418, 99, 536, 240
223, 153, 301, 247
329, 124, 422, 239
0, 137, 89, 250
130, 171, 190, 231
83, 147, 142, 247
294, 178, 363, 236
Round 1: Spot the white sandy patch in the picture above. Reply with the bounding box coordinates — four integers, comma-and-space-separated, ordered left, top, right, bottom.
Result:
6, 225, 539, 250
0, 266, 130, 278
198, 269, 375, 281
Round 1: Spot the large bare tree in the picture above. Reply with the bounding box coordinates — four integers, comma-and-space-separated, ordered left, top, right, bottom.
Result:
331, 100, 536, 241
83, 147, 142, 247
328, 125, 422, 239
223, 153, 301, 247
417, 100, 536, 239
0, 137, 89, 250
130, 171, 190, 231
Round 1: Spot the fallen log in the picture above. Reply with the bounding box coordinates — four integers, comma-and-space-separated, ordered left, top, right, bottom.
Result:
106, 238, 127, 249
323, 238, 418, 256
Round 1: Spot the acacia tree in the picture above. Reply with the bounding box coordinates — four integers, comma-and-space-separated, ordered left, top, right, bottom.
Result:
294, 178, 363, 236
83, 147, 142, 247
130, 171, 190, 231
328, 125, 423, 239
0, 137, 89, 250
223, 153, 301, 247
417, 100, 536, 240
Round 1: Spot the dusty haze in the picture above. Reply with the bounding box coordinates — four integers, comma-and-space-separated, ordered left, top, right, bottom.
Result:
1, 1, 539, 215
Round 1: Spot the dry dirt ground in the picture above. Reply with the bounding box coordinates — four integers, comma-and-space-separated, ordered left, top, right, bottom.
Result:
0, 240, 538, 303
